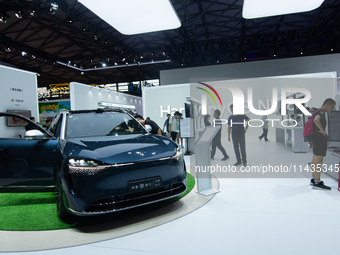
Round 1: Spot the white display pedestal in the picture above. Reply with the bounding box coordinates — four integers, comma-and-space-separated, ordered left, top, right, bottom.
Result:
323, 147, 340, 180
275, 126, 308, 153
195, 126, 221, 196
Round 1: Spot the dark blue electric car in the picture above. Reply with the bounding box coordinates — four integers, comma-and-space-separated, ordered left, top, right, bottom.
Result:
0, 109, 187, 222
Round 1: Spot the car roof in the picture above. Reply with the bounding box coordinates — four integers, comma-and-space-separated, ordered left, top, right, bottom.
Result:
67, 108, 126, 114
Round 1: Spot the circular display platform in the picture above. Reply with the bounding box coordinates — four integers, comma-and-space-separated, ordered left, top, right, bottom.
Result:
0, 172, 218, 252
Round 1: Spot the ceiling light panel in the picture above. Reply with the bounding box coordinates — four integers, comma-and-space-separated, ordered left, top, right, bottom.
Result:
78, 0, 181, 35
242, 0, 325, 19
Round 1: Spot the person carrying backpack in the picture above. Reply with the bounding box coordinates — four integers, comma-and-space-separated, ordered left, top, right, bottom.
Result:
309, 98, 336, 190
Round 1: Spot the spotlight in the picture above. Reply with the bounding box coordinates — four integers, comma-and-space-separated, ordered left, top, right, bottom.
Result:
50, 2, 58, 11
0, 12, 9, 23
82, 26, 86, 33
93, 33, 98, 40
31, 55, 36, 59
5, 47, 11, 52
68, 18, 73, 24
102, 63, 106, 67
15, 11, 23, 19
21, 51, 27, 57
30, 10, 39, 16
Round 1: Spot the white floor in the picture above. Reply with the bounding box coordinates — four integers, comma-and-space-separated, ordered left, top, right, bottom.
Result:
3, 136, 340, 255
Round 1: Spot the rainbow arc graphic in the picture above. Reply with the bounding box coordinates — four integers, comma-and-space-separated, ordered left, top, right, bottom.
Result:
196, 82, 223, 106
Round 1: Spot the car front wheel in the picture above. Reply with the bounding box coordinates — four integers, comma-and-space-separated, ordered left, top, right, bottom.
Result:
54, 172, 74, 223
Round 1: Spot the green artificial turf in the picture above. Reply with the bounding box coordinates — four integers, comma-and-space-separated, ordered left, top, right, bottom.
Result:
0, 173, 195, 231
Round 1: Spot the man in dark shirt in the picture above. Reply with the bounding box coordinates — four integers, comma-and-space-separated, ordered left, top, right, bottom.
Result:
228, 104, 250, 167
43, 119, 52, 130
135, 115, 162, 135
211, 109, 229, 161
163, 114, 171, 136
310, 98, 336, 190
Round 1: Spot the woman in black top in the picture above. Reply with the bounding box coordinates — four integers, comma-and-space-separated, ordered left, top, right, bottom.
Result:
204, 114, 211, 127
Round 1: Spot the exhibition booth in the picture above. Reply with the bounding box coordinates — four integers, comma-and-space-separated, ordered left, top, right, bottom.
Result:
1, 62, 340, 184
1, 54, 340, 253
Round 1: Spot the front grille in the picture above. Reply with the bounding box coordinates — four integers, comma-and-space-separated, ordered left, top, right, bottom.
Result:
84, 183, 186, 213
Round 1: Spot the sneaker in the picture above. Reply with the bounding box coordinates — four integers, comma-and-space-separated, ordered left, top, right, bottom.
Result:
221, 156, 230, 161
258, 136, 262, 141
243, 162, 247, 167
310, 178, 315, 186
234, 162, 242, 166
265, 140, 270, 142
312, 181, 331, 190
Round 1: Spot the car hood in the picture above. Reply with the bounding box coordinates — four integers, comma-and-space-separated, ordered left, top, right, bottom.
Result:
63, 134, 178, 164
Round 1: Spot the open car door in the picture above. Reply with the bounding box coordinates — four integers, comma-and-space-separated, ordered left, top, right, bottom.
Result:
0, 112, 58, 191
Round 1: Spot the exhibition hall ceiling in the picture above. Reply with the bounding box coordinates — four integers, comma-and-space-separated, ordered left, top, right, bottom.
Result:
0, 0, 340, 87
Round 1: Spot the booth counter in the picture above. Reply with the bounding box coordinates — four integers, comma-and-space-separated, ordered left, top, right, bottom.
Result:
275, 126, 307, 153
323, 148, 340, 180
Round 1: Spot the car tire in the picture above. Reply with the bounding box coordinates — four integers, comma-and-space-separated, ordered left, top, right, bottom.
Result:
54, 172, 74, 224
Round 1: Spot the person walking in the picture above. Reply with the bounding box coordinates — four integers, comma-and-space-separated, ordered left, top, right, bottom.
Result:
169, 111, 180, 143
228, 104, 250, 167
163, 114, 171, 137
258, 115, 269, 142
211, 109, 229, 161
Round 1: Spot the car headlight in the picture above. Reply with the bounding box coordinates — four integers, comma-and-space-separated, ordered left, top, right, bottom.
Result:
69, 159, 99, 167
68, 158, 109, 175
171, 147, 183, 161
68, 158, 134, 175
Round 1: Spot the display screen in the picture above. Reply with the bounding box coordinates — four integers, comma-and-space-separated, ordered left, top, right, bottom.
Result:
328, 111, 340, 141
185, 103, 191, 118
6, 110, 31, 127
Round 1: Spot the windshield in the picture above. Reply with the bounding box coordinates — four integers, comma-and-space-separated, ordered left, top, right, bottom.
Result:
65, 112, 147, 138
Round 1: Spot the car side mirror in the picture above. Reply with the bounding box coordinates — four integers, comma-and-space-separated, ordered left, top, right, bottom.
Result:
25, 130, 47, 140
145, 124, 152, 133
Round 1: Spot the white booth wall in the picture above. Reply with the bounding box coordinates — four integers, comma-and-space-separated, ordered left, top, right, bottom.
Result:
160, 53, 340, 91
70, 82, 142, 114
143, 73, 337, 138
190, 72, 337, 137
142, 84, 190, 130
0, 65, 39, 138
